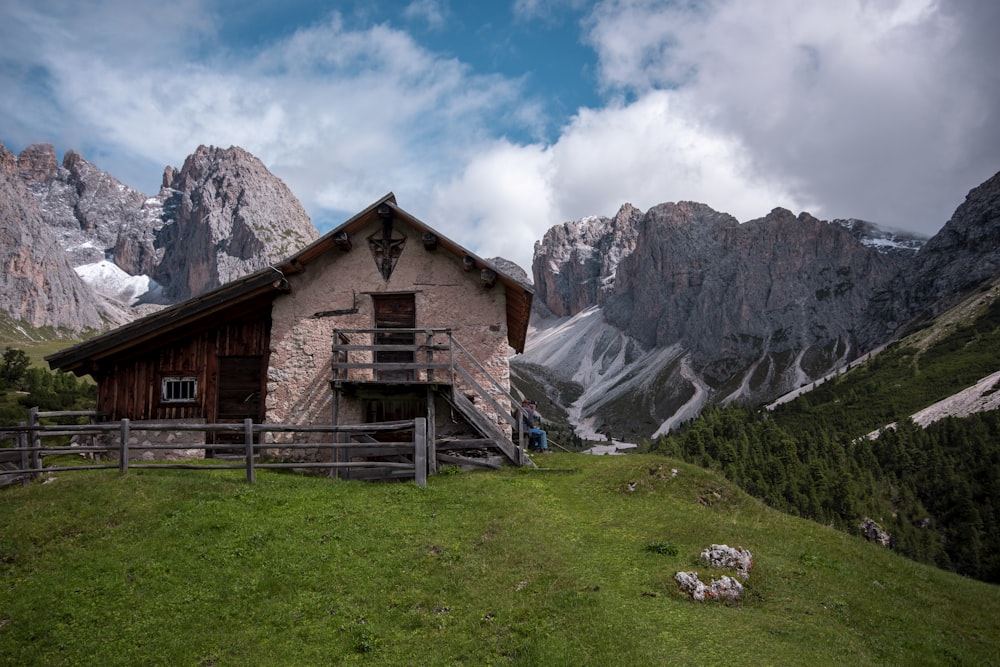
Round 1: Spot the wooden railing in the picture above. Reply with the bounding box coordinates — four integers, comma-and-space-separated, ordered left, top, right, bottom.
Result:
332, 329, 531, 460
332, 328, 453, 383
0, 410, 429, 487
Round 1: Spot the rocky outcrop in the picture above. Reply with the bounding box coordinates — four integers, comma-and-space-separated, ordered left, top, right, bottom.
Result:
486, 257, 530, 285
16, 143, 60, 183
674, 571, 744, 601
674, 543, 754, 602
532, 203, 642, 317
0, 144, 108, 331
869, 170, 1000, 336
20, 144, 154, 270
859, 518, 891, 547
152, 145, 318, 301
1, 141, 319, 332
699, 544, 754, 579
519, 200, 910, 440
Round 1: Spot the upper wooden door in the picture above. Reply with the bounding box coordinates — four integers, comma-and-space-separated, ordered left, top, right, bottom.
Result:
372, 294, 415, 380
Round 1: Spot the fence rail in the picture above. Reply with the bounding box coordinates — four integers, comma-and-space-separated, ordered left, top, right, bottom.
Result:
0, 410, 429, 487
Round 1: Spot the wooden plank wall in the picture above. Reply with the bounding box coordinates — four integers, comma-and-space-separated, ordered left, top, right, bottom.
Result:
97, 313, 271, 422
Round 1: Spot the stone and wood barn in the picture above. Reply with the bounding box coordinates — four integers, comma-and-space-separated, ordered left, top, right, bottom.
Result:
46, 193, 535, 474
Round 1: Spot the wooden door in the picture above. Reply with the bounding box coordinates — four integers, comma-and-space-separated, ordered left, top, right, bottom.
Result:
373, 294, 415, 381
213, 355, 264, 448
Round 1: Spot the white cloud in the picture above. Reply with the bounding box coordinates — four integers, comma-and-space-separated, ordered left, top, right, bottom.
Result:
2, 0, 997, 282
513, 0, 591, 22
429, 141, 555, 271
403, 0, 450, 29
583, 0, 1000, 233
546, 92, 805, 223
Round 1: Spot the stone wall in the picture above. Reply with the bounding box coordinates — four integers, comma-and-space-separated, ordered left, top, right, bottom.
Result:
101, 419, 207, 461
265, 218, 513, 436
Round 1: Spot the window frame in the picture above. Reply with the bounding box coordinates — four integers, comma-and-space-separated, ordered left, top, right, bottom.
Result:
160, 375, 198, 404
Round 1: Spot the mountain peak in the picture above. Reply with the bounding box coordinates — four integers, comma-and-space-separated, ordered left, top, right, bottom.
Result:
16, 143, 59, 184
0, 140, 319, 331
153, 143, 319, 301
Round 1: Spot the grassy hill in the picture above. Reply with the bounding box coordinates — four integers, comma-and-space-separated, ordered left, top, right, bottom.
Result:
646, 279, 1000, 583
1, 456, 997, 665
0, 316, 95, 424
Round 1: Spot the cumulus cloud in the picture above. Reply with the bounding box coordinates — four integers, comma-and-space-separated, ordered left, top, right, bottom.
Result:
429, 140, 555, 269
583, 0, 1000, 232
403, 0, 450, 30
546, 92, 806, 224
1, 0, 997, 277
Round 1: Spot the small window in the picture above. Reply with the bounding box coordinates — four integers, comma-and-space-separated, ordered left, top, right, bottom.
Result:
162, 376, 197, 403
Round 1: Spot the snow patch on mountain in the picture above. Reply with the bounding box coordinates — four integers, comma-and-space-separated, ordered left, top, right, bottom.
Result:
75, 261, 161, 306
860, 236, 920, 253
833, 218, 926, 255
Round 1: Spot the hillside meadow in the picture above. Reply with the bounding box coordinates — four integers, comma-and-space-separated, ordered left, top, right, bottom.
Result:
1, 454, 997, 666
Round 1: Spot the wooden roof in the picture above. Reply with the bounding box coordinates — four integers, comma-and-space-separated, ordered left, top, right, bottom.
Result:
47, 193, 534, 375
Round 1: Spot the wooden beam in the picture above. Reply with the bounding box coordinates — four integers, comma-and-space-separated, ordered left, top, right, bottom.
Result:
436, 453, 502, 470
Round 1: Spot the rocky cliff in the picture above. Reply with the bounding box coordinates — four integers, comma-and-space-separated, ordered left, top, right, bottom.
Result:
153, 145, 318, 301
0, 144, 109, 332
17, 143, 163, 308
0, 141, 318, 331
532, 203, 643, 318
608, 204, 904, 358
866, 170, 1000, 336
517, 194, 944, 441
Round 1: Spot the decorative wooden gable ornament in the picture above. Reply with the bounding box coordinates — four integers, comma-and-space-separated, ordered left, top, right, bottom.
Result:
368, 204, 406, 281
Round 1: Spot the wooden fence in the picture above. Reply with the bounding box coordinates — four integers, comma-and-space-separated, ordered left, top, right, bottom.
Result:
0, 409, 429, 487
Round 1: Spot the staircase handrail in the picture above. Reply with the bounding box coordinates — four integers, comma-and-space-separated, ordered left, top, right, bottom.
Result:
448, 334, 530, 457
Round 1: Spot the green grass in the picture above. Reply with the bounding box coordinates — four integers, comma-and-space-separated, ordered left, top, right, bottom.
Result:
1, 455, 999, 666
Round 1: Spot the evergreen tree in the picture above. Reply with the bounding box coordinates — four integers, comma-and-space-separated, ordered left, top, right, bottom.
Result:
0, 347, 30, 389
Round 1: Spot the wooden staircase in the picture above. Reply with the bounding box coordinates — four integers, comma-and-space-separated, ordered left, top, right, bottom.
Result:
441, 386, 528, 467
331, 327, 533, 472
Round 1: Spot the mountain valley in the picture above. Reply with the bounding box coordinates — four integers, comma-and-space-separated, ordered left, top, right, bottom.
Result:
3, 140, 1000, 581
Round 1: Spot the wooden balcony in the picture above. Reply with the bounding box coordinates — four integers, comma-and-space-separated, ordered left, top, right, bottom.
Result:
331, 328, 531, 468
331, 328, 457, 387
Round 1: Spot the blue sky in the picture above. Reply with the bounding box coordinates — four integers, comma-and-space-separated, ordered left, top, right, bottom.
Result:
2, 0, 999, 270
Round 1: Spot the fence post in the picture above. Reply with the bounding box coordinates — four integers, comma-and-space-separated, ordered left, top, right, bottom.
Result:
27, 407, 41, 479
518, 408, 527, 466
245, 418, 255, 485
426, 386, 436, 476
414, 418, 427, 488
119, 418, 130, 476
17, 421, 28, 475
